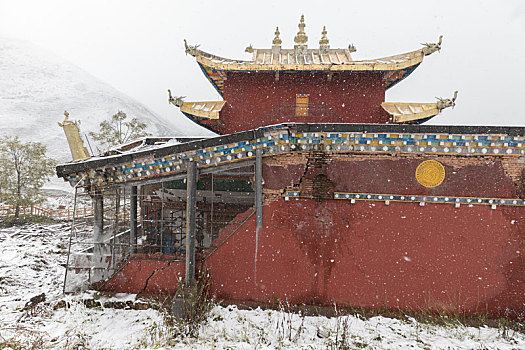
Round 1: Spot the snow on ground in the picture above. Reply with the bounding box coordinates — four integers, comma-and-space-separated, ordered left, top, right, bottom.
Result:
0, 223, 163, 349
0, 223, 523, 349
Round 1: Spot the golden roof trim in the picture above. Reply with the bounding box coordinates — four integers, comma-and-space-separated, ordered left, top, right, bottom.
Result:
189, 46, 425, 72
381, 102, 439, 123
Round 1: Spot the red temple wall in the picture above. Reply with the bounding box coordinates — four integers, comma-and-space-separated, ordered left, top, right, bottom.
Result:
263, 153, 522, 199
220, 72, 388, 134
101, 256, 185, 294
101, 198, 524, 319
99, 153, 525, 319
204, 199, 524, 319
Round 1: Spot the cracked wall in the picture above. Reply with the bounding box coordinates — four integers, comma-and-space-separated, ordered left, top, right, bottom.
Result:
262, 152, 525, 201
97, 151, 525, 320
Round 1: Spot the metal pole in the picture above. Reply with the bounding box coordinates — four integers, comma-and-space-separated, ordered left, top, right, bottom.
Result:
130, 186, 138, 254
185, 161, 197, 286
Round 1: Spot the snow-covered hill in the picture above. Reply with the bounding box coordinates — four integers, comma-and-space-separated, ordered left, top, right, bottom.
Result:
0, 37, 182, 163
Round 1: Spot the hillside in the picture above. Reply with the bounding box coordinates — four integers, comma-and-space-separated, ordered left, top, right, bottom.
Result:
0, 37, 182, 163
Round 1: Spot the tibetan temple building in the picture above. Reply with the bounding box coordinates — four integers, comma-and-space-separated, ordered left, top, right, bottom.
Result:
57, 17, 524, 320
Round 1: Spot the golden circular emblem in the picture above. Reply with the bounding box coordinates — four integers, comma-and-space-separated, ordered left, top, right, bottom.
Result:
415, 160, 445, 188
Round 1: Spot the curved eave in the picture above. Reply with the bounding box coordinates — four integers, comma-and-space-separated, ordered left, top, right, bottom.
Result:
191, 48, 426, 93
381, 102, 439, 123
180, 101, 226, 119
382, 63, 420, 90
171, 100, 226, 134
193, 48, 424, 72
198, 63, 226, 97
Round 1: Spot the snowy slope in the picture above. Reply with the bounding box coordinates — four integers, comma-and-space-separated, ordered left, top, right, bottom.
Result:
0, 37, 182, 163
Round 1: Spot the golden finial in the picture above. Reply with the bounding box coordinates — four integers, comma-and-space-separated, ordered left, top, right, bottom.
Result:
58, 111, 91, 161
294, 15, 308, 45
272, 27, 282, 45
319, 26, 329, 46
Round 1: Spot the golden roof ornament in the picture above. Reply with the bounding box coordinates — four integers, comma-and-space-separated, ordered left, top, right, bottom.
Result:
168, 89, 185, 107
422, 35, 443, 56
319, 26, 329, 53
273, 27, 282, 45
294, 15, 308, 55
184, 39, 200, 56
58, 111, 91, 162
436, 90, 458, 111
294, 15, 308, 45
271, 26, 282, 55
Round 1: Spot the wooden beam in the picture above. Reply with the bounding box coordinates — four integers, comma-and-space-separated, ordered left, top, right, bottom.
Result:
100, 160, 256, 190
200, 159, 255, 175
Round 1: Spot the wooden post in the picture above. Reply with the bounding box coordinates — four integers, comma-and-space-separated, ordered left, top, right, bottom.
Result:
254, 149, 263, 286
111, 188, 120, 269
130, 186, 138, 254
255, 149, 263, 228
93, 189, 104, 281
93, 190, 104, 243
185, 161, 197, 286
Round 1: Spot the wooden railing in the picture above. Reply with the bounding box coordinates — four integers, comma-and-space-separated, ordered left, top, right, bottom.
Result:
0, 205, 95, 220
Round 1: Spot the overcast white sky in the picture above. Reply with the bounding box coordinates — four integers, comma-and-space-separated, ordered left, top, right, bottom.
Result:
1, 0, 524, 128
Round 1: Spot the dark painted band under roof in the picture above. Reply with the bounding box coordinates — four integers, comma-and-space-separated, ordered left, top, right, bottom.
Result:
56, 123, 525, 178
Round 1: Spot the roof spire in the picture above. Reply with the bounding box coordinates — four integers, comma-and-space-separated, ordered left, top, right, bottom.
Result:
319, 26, 329, 53
272, 26, 282, 55
294, 15, 308, 55
273, 27, 282, 45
